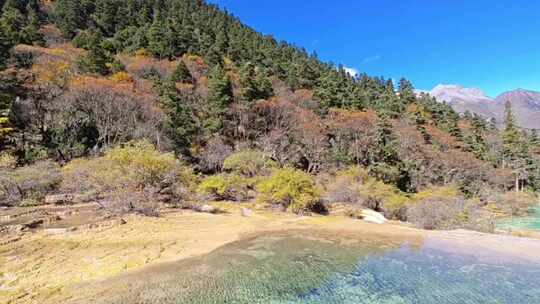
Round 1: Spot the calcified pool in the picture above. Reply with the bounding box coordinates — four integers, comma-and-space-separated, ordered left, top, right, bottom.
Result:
82, 230, 540, 304
498, 206, 540, 231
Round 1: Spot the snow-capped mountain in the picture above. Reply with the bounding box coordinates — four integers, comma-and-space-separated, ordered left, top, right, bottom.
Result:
425, 84, 540, 129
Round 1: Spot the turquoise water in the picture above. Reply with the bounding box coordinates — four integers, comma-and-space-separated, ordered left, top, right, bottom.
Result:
91, 231, 540, 304
498, 206, 540, 231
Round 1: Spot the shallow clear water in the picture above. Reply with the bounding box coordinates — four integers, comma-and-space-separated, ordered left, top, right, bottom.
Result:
93, 231, 540, 304
498, 206, 540, 231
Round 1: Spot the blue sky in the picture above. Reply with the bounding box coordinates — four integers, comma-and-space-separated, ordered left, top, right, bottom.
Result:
208, 0, 540, 97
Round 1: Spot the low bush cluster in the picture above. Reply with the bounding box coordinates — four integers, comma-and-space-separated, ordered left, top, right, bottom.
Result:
487, 191, 538, 217
407, 198, 493, 232
223, 149, 276, 177
2, 141, 534, 229
257, 168, 322, 214
324, 166, 493, 226
324, 166, 410, 218
0, 160, 61, 206
61, 141, 196, 215
197, 174, 251, 201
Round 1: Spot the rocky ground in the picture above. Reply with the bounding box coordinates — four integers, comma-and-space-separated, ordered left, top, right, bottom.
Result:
1, 202, 540, 304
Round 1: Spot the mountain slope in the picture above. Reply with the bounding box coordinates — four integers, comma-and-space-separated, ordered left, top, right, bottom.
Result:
496, 89, 540, 129
428, 84, 500, 121
427, 84, 540, 129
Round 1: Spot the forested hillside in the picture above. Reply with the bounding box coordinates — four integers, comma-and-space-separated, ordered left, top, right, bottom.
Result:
1, 0, 539, 230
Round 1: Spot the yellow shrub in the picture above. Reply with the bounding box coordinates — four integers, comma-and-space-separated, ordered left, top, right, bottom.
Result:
105, 141, 179, 186
0, 152, 16, 169
411, 185, 460, 204
32, 60, 71, 87
360, 179, 410, 211
134, 49, 149, 57
62, 141, 193, 194
186, 54, 204, 63
257, 168, 321, 213
175, 82, 195, 91
109, 71, 133, 83
61, 157, 120, 193
197, 174, 249, 200
336, 166, 369, 183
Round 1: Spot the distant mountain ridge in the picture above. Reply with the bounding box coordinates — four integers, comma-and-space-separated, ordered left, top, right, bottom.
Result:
423, 84, 540, 129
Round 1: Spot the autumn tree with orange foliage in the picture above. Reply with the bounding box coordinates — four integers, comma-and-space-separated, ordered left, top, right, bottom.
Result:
327, 109, 377, 166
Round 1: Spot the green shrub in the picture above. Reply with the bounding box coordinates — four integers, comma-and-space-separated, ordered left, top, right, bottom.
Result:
257, 168, 321, 213
72, 30, 102, 50
76, 47, 112, 75
368, 163, 402, 185
223, 149, 276, 177
197, 174, 249, 201
109, 59, 126, 74
0, 161, 61, 206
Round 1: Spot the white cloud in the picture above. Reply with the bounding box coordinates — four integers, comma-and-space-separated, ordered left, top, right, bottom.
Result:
362, 55, 382, 64
344, 67, 359, 77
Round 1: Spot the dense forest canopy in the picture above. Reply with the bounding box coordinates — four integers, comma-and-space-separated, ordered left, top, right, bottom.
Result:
1, 0, 539, 225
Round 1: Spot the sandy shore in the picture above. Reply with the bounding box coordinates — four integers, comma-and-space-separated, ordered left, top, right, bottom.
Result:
1, 203, 540, 304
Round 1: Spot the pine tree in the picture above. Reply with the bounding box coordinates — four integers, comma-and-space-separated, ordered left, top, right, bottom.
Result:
92, 0, 118, 36
373, 115, 399, 165
26, 0, 41, 14
0, 5, 25, 44
2, 0, 22, 11
76, 35, 111, 75
502, 101, 527, 191
0, 26, 12, 69
159, 81, 196, 155
502, 101, 521, 163
21, 6, 44, 45
238, 62, 257, 103
378, 79, 403, 117
529, 129, 540, 147
464, 114, 488, 160
369, 115, 408, 188
254, 66, 273, 100
295, 57, 319, 89
238, 62, 273, 104
314, 69, 341, 109
398, 78, 415, 104
204, 64, 233, 134
147, 10, 174, 59
54, 0, 86, 38
487, 117, 498, 130
170, 60, 193, 83
204, 25, 228, 66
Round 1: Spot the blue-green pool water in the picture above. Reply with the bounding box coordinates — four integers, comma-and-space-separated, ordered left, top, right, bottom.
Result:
91, 231, 540, 304
498, 206, 540, 231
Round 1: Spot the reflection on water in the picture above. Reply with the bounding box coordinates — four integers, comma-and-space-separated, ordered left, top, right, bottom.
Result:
88, 230, 540, 304
498, 206, 540, 231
